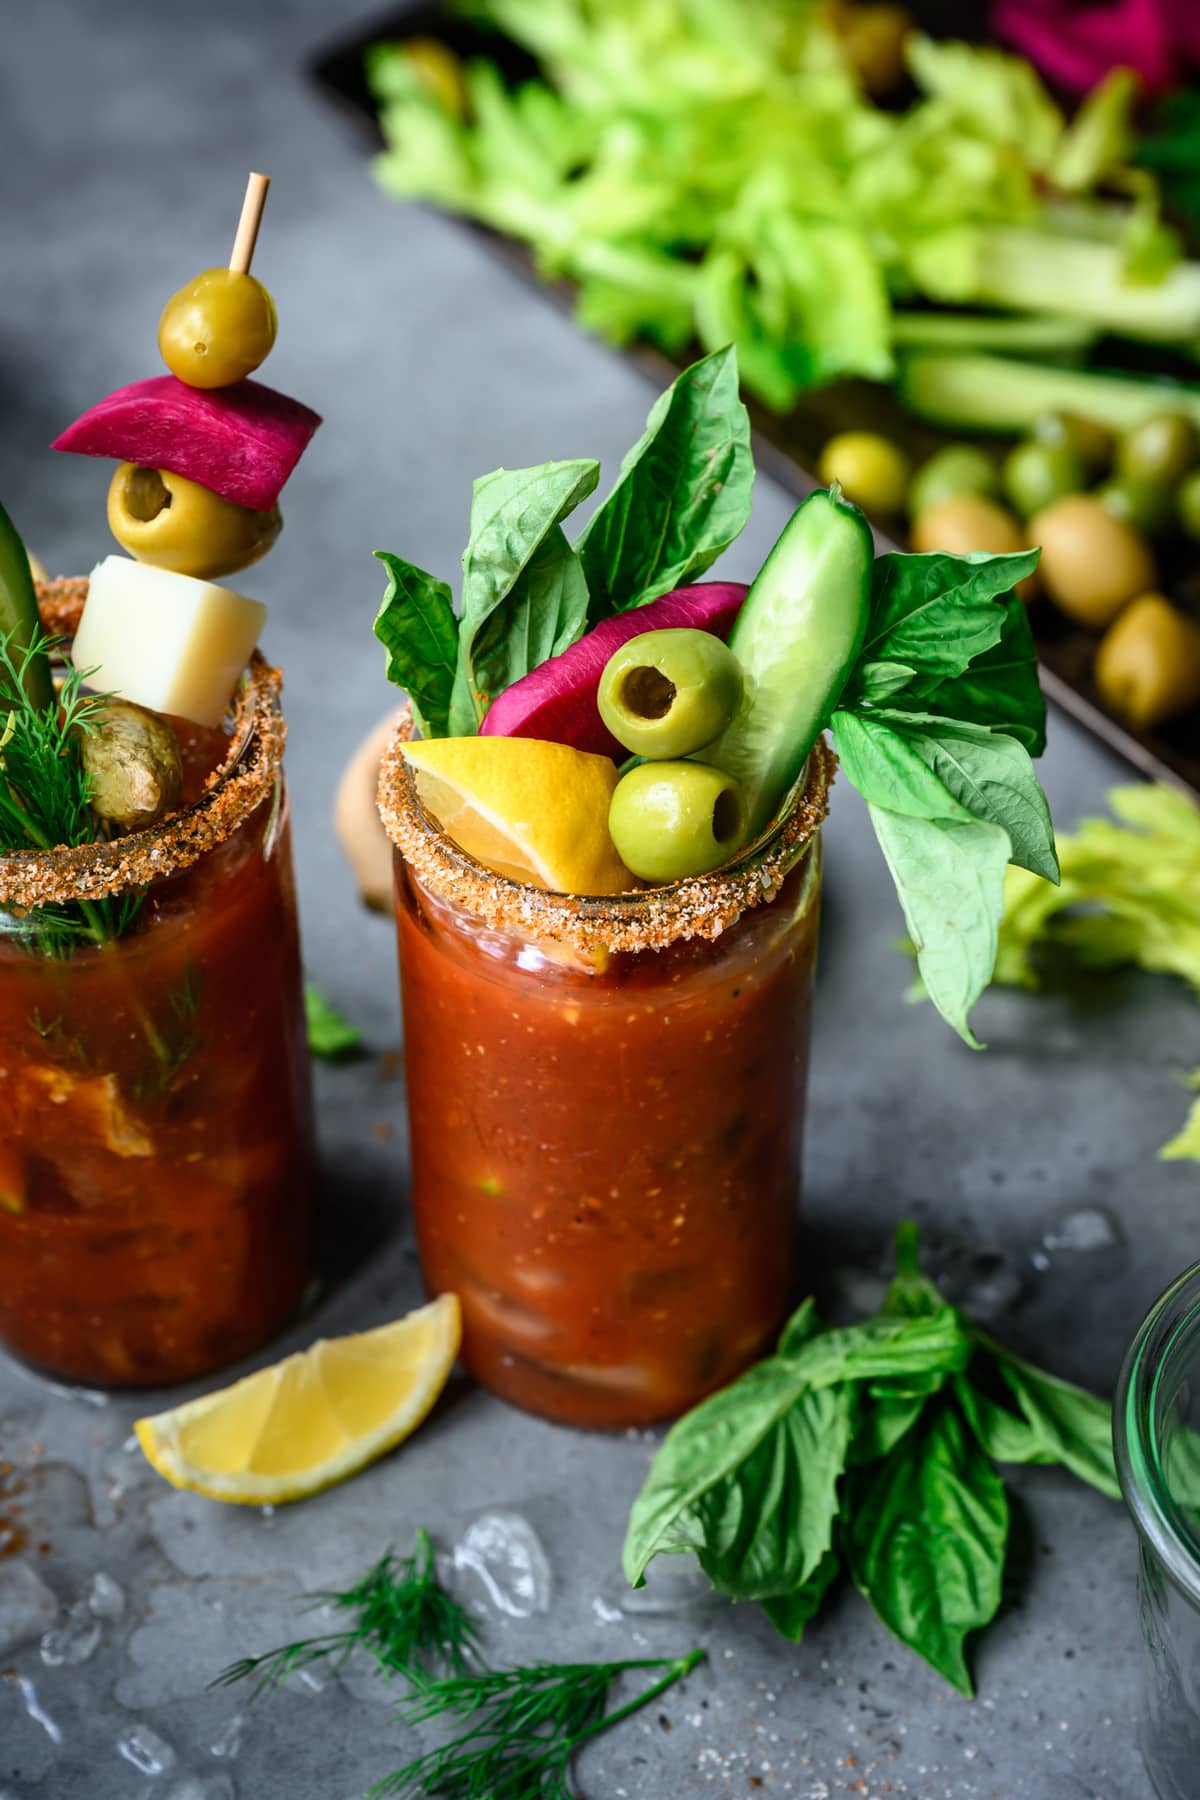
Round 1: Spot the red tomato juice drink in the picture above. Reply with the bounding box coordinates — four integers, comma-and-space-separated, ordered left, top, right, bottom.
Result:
380, 724, 833, 1429
0, 584, 316, 1386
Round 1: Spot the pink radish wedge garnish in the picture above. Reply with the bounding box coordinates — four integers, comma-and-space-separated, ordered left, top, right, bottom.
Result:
52, 376, 321, 512
480, 582, 748, 759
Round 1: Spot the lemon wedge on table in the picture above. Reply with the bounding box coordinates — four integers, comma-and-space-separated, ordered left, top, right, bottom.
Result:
134, 1295, 460, 1506
401, 736, 632, 894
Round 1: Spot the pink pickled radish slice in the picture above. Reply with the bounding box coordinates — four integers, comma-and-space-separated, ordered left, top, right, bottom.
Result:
480, 581, 748, 759
52, 376, 321, 512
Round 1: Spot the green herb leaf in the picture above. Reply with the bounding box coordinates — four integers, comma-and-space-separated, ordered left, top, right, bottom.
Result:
867, 806, 1012, 1047
304, 985, 364, 1061
372, 551, 459, 739
882, 1220, 947, 1319
576, 345, 753, 620
978, 1340, 1121, 1500
953, 1375, 1056, 1467
846, 1401, 1008, 1696
903, 592, 1046, 758
451, 458, 600, 731
689, 1383, 855, 1601
837, 711, 1058, 883
761, 1549, 841, 1642
849, 659, 919, 706
1162, 1078, 1200, 1163
623, 1308, 970, 1591
860, 550, 1039, 679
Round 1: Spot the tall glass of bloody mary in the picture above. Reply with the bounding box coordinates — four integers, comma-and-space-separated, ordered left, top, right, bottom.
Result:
0, 581, 316, 1387
379, 721, 832, 1430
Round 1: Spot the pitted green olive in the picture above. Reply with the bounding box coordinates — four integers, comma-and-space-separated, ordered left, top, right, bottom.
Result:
907, 445, 998, 519
1001, 440, 1085, 519
597, 629, 743, 759
608, 760, 744, 882
1095, 593, 1200, 729
818, 431, 910, 514
80, 701, 183, 832
1117, 412, 1199, 488
108, 463, 281, 580
158, 267, 277, 388
1031, 410, 1114, 476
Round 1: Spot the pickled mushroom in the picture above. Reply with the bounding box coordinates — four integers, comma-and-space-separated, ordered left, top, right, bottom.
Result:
80, 700, 183, 832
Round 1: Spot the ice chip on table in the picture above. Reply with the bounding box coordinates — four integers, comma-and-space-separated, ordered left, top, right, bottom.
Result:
0, 1562, 59, 1656
166, 1778, 236, 1800
452, 1511, 551, 1618
40, 1598, 101, 1666
1042, 1205, 1123, 1254
52, 375, 320, 512
74, 557, 266, 730
116, 1723, 176, 1776
88, 1571, 126, 1620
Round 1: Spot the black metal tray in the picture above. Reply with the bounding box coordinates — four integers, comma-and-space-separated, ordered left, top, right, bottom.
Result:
310, 4, 1200, 796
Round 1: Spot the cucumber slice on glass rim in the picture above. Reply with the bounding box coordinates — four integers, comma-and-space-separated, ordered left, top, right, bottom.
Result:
711, 485, 873, 842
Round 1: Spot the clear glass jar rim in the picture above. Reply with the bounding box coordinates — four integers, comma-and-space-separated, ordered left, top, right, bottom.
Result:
377, 708, 835, 953
1115, 1258, 1200, 1603
0, 578, 285, 908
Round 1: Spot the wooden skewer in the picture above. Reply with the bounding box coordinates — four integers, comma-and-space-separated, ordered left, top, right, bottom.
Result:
229, 172, 270, 276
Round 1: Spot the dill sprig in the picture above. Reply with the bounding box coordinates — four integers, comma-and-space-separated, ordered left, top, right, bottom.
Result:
212, 1532, 480, 1702
373, 1651, 705, 1800
0, 626, 141, 954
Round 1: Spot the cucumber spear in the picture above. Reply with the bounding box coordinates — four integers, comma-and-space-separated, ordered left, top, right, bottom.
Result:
710, 486, 873, 843
0, 500, 54, 713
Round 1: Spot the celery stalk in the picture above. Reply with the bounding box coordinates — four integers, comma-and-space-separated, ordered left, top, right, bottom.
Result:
966, 226, 1200, 342
891, 311, 1097, 357
897, 350, 1200, 434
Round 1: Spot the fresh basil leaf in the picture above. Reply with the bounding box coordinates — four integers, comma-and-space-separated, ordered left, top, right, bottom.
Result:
833, 710, 970, 823
882, 1221, 948, 1319
372, 551, 459, 740
624, 1309, 971, 1588
688, 1384, 855, 1600
981, 1342, 1121, 1499
863, 711, 1059, 883
849, 1387, 928, 1464
903, 593, 1047, 758
953, 1374, 1056, 1466
762, 1550, 841, 1642
867, 806, 1012, 1048
847, 1402, 1008, 1696
845, 659, 918, 706
304, 985, 364, 1060
576, 345, 753, 620
451, 458, 600, 731
470, 523, 591, 717
776, 1295, 822, 1357
861, 550, 1040, 679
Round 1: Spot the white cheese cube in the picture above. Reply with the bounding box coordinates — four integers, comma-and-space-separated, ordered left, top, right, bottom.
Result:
73, 556, 267, 728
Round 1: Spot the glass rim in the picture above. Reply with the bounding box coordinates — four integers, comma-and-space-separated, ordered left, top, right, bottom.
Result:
377, 707, 835, 954
0, 578, 286, 909
1115, 1257, 1200, 1604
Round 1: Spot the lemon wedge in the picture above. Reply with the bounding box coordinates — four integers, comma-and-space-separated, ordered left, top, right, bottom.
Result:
402, 736, 632, 894
134, 1295, 460, 1505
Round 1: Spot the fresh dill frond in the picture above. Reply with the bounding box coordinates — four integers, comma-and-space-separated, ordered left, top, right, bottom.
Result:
372, 1651, 705, 1800
0, 626, 143, 954
212, 1531, 480, 1703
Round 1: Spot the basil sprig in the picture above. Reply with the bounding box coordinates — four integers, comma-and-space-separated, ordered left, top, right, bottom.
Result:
833, 552, 1057, 1047
624, 1224, 1132, 1697
373, 345, 754, 730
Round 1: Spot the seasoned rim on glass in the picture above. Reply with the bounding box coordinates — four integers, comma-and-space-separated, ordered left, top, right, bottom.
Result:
1115, 1258, 1200, 1606
0, 578, 286, 910
377, 709, 835, 953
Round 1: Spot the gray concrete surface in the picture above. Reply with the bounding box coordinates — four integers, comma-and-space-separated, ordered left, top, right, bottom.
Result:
0, 2, 1184, 1794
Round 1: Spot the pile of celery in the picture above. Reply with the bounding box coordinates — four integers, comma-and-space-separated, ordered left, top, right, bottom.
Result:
369, 0, 1200, 424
